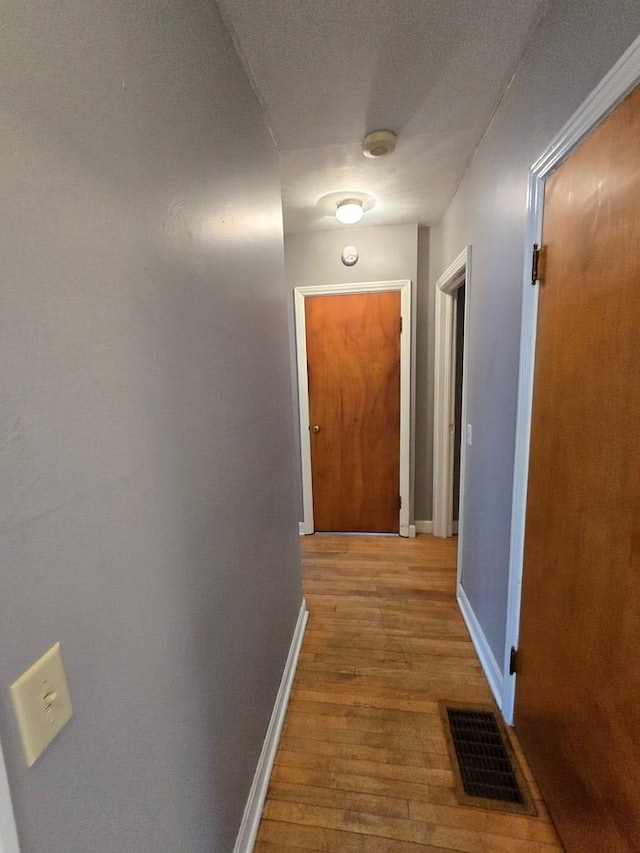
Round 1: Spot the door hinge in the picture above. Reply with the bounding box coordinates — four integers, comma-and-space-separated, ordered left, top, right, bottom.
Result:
398, 495, 402, 510
531, 243, 546, 285
509, 646, 518, 675
400, 316, 403, 334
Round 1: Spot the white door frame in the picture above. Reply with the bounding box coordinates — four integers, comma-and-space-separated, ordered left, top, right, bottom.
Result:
433, 246, 471, 553
502, 35, 640, 725
294, 280, 413, 537
0, 736, 20, 853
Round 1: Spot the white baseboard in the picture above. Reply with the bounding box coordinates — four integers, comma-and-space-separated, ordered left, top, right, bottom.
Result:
415, 520, 433, 534
457, 583, 504, 709
399, 523, 416, 538
233, 599, 308, 853
303, 522, 419, 537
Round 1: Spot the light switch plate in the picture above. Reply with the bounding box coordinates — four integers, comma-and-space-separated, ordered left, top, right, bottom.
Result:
10, 643, 73, 767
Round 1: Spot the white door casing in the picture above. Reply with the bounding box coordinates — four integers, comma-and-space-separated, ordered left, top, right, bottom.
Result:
0, 736, 20, 853
294, 280, 413, 537
503, 34, 640, 724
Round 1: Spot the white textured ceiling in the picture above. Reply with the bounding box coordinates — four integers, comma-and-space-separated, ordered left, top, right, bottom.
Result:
218, 0, 548, 233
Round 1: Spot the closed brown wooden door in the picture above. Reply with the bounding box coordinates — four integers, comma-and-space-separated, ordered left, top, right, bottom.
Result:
305, 291, 401, 533
515, 83, 640, 852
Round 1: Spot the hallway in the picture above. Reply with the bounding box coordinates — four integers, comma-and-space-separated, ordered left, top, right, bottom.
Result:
256, 534, 564, 851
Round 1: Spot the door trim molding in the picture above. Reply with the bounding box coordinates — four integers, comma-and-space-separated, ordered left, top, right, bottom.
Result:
0, 735, 20, 853
294, 280, 413, 536
433, 246, 471, 552
503, 34, 640, 724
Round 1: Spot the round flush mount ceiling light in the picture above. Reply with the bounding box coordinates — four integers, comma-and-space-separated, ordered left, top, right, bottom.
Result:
335, 198, 364, 225
363, 129, 397, 159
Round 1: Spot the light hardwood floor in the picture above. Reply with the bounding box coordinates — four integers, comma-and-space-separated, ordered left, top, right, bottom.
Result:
255, 534, 564, 852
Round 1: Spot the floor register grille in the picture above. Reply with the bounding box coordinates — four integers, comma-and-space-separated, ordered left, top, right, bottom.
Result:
441, 703, 537, 816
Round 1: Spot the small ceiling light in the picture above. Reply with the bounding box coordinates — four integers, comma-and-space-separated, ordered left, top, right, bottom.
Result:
363, 130, 397, 159
336, 198, 364, 225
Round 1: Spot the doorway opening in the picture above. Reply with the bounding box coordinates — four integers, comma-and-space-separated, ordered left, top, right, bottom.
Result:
433, 246, 471, 552
294, 280, 413, 537
505, 57, 640, 853
504, 35, 640, 726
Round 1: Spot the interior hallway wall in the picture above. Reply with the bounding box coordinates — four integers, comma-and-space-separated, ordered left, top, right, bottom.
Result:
285, 224, 435, 525
432, 0, 640, 675
0, 1, 302, 851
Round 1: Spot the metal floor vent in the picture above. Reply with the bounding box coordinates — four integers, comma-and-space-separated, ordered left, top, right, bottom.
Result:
440, 702, 537, 816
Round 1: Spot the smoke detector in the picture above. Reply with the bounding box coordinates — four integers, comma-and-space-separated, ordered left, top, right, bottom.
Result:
363, 130, 397, 159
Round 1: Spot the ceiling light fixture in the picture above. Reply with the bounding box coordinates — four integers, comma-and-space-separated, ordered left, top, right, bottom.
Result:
335, 198, 364, 225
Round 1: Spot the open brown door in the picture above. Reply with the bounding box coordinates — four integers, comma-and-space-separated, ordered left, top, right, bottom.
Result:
515, 84, 640, 851
305, 291, 401, 533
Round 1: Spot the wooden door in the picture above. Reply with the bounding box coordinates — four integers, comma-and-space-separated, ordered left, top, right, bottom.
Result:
515, 84, 640, 852
305, 291, 401, 533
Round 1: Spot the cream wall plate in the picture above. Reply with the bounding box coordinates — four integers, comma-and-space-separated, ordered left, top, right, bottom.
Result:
11, 643, 73, 767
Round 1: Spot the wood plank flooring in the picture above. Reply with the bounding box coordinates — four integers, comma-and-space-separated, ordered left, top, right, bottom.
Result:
255, 534, 564, 852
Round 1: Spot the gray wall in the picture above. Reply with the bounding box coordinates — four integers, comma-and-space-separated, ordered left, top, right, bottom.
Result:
285, 224, 434, 523
433, 0, 640, 667
0, 2, 302, 852
285, 225, 418, 288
